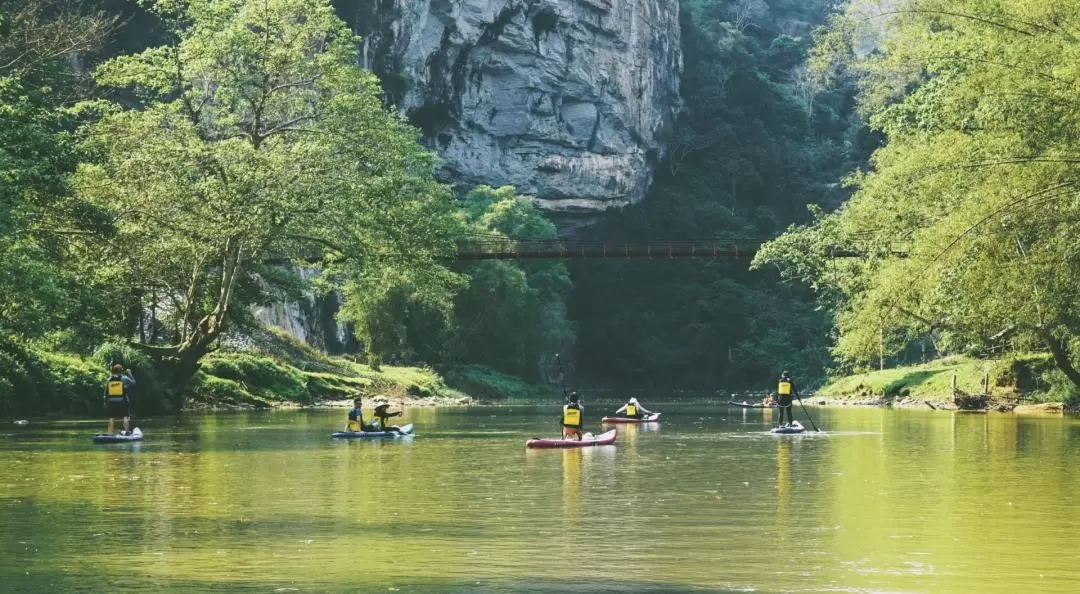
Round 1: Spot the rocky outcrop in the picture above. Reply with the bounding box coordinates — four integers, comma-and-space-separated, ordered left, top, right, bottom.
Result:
252, 269, 353, 353
347, 0, 682, 214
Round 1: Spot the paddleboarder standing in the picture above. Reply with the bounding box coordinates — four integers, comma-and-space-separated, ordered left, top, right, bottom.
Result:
104, 364, 136, 435
777, 371, 797, 427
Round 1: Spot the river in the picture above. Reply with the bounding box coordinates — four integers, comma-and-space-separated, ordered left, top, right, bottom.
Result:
1, 404, 1079, 592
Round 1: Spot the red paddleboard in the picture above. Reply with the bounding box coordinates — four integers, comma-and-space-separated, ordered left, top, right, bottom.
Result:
601, 413, 661, 424
526, 429, 617, 449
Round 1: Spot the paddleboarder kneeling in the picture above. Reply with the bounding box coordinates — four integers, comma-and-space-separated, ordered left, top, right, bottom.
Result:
561, 392, 584, 441
104, 364, 136, 436
614, 396, 652, 419
777, 371, 797, 427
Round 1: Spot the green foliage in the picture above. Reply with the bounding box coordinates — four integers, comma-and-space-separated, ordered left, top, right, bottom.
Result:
74, 0, 459, 395
761, 0, 1080, 389
818, 356, 994, 401
189, 374, 267, 408
200, 352, 308, 401
0, 337, 136, 417
444, 364, 538, 402
0, 1, 121, 347
187, 350, 466, 407
450, 186, 575, 380
572, 1, 866, 388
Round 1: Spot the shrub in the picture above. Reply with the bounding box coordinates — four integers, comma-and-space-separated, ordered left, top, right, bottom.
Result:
190, 373, 261, 406
445, 364, 536, 401
199, 353, 309, 402
90, 340, 167, 411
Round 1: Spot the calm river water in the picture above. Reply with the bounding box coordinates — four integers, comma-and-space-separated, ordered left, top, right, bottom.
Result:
2, 404, 1079, 593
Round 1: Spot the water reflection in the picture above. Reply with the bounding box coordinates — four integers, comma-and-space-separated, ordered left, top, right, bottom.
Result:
2, 407, 1080, 592
775, 438, 792, 527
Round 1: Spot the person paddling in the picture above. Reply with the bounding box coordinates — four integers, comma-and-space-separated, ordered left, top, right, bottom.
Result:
613, 396, 653, 419
345, 397, 375, 433
777, 371, 797, 427
104, 364, 136, 435
561, 392, 584, 441
373, 400, 406, 434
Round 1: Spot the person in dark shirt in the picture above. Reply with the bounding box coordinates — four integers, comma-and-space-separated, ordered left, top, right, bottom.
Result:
104, 364, 136, 435
777, 371, 798, 427
373, 400, 405, 434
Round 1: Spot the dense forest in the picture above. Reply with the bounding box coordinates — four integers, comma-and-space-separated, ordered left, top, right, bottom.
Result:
570, 0, 871, 388
756, 0, 1080, 403
0, 0, 572, 414
18, 0, 1073, 410
1, 0, 873, 414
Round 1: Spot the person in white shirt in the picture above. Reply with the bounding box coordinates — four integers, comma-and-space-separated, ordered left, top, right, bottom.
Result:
613, 397, 652, 419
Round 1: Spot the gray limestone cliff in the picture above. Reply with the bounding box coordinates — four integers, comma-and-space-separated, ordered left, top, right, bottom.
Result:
343, 0, 683, 214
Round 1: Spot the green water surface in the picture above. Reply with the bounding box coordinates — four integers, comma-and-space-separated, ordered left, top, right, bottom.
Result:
1, 405, 1079, 593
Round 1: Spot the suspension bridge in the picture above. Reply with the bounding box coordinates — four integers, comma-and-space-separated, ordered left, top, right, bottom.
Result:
275, 235, 906, 264
453, 234, 906, 261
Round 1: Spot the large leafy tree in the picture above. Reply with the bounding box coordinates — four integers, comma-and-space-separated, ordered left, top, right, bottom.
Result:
75, 0, 458, 403
757, 1, 1080, 390
0, 1, 118, 345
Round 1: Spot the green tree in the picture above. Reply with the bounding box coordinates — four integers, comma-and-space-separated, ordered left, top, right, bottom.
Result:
452, 186, 575, 380
758, 1, 1080, 393
74, 0, 458, 404
0, 1, 120, 345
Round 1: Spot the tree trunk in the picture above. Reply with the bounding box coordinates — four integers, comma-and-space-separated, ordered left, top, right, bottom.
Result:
135, 239, 247, 410
1038, 328, 1080, 389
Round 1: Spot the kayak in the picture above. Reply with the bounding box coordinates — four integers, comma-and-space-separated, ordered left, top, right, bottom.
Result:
770, 422, 805, 434
331, 424, 414, 439
93, 427, 144, 443
728, 400, 775, 408
526, 429, 617, 449
601, 413, 661, 424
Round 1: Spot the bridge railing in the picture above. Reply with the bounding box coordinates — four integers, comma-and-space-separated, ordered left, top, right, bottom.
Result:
454, 238, 769, 260
270, 237, 908, 263
453, 238, 906, 260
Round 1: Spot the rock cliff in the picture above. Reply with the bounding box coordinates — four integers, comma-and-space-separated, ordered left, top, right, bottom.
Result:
344, 0, 682, 214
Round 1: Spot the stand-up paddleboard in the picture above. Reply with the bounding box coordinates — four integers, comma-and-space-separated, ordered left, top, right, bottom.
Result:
526, 429, 617, 449
93, 427, 144, 443
601, 413, 661, 424
770, 421, 805, 435
331, 424, 414, 439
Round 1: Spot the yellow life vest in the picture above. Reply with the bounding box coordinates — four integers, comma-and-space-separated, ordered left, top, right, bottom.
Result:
778, 380, 792, 396
625, 404, 637, 417
107, 380, 125, 398
562, 406, 582, 427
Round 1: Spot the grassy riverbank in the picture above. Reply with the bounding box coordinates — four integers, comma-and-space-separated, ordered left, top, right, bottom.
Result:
816, 354, 1063, 407
0, 329, 545, 417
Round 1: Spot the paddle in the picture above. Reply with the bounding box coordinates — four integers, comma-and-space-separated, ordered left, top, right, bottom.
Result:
554, 353, 569, 400
795, 392, 821, 432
